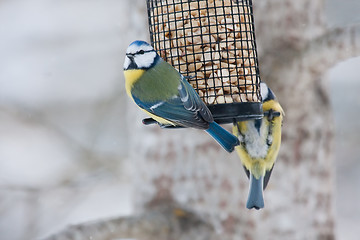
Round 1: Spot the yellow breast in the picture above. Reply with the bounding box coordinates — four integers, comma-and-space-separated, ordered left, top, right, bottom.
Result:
124, 69, 145, 97
233, 116, 281, 179
143, 110, 175, 126
124, 69, 175, 126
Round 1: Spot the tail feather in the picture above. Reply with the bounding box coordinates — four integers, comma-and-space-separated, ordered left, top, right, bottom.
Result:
246, 174, 264, 210
205, 122, 239, 153
263, 165, 275, 190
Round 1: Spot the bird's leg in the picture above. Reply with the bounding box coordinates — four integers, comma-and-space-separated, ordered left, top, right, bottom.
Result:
267, 109, 274, 121
142, 118, 158, 125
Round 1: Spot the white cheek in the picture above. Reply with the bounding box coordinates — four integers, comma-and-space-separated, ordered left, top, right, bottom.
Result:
260, 83, 269, 100
135, 52, 156, 68
243, 121, 269, 158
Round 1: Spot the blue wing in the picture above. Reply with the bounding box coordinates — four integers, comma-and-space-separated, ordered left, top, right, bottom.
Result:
178, 76, 213, 123
133, 76, 213, 129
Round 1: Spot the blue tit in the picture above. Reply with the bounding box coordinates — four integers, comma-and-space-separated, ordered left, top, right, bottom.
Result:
233, 82, 284, 209
123, 40, 239, 152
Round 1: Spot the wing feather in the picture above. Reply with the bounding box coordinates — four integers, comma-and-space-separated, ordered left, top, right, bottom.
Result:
133, 94, 210, 129
178, 75, 213, 123
131, 60, 213, 129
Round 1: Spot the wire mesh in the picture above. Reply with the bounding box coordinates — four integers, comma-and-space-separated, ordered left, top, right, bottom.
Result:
146, 0, 262, 122
147, 0, 262, 123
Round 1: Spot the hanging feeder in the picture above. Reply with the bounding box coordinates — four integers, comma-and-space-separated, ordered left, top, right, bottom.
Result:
145, 0, 263, 125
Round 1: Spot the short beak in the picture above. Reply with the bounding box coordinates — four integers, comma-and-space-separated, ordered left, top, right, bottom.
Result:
125, 54, 137, 70
126, 53, 134, 60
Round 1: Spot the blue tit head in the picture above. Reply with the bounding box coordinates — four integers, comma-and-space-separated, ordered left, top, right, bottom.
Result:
124, 40, 160, 71
260, 82, 276, 102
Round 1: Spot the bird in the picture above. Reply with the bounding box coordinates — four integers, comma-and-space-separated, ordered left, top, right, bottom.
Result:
123, 40, 239, 153
232, 82, 284, 209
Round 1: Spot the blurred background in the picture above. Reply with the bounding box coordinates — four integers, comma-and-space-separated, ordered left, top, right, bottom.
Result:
0, 0, 359, 239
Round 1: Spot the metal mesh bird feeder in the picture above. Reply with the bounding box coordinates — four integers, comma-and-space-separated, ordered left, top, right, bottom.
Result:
146, 0, 262, 124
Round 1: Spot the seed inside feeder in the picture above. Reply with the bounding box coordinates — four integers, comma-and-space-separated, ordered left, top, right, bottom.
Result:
149, 0, 260, 104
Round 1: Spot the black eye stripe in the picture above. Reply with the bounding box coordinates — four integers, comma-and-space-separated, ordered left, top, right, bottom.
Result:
126, 50, 154, 58
136, 50, 154, 55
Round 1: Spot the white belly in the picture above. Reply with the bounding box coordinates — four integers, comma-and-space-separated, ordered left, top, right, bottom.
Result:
242, 121, 269, 159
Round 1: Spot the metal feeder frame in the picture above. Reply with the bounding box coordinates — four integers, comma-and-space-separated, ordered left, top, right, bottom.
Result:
145, 0, 263, 125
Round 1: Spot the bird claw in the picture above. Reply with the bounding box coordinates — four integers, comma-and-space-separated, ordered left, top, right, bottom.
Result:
142, 118, 158, 125
263, 110, 280, 121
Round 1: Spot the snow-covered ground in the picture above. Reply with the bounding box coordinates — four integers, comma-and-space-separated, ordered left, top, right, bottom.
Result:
0, 0, 359, 239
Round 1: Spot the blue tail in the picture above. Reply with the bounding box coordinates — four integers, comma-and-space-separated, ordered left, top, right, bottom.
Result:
205, 122, 239, 153
246, 174, 264, 210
